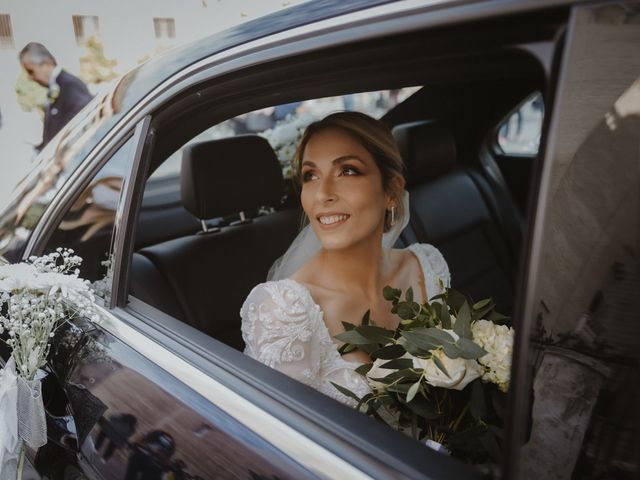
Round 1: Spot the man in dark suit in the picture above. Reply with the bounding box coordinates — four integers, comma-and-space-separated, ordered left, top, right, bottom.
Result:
19, 42, 93, 151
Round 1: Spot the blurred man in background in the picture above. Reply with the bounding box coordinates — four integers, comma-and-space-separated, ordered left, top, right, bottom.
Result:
19, 42, 92, 151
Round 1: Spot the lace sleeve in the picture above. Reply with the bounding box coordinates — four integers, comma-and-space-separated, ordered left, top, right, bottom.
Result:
240, 280, 323, 389
408, 243, 451, 297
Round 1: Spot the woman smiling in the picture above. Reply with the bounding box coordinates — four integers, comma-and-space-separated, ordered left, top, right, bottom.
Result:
240, 112, 450, 405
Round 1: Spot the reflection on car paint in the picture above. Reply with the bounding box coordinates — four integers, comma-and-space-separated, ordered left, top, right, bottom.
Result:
51, 324, 311, 479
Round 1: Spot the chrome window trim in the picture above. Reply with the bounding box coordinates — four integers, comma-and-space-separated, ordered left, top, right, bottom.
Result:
95, 305, 371, 479
24, 0, 575, 260
110, 116, 152, 308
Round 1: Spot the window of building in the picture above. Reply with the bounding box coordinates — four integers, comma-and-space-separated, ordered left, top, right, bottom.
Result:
153, 17, 176, 48
0, 14, 15, 50
72, 15, 100, 46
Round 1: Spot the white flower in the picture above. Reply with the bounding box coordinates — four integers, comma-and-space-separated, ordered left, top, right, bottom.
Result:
412, 330, 482, 391
0, 250, 97, 380
471, 320, 514, 392
0, 263, 40, 291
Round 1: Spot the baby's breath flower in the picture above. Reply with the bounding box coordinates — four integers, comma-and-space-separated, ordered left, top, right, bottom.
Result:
1, 248, 98, 380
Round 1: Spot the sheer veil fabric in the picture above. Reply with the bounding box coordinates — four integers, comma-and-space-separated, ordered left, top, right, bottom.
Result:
267, 190, 411, 281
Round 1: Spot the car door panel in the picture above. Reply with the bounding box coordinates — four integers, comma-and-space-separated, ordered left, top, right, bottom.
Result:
45, 317, 312, 480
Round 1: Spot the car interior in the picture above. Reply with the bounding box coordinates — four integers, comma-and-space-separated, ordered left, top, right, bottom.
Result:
124, 11, 556, 352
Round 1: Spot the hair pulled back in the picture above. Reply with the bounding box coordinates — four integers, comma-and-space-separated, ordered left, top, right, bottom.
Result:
293, 111, 405, 232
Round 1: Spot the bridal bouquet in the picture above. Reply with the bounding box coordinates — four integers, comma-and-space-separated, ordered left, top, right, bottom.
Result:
334, 286, 513, 462
0, 248, 97, 479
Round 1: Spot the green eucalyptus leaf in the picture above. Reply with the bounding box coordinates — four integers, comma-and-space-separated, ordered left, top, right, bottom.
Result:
429, 293, 448, 301
435, 302, 451, 329
401, 340, 433, 358
341, 321, 357, 331
380, 358, 414, 370
396, 302, 416, 320
406, 287, 414, 303
403, 327, 456, 347
454, 301, 472, 339
335, 330, 374, 345
330, 382, 361, 402
383, 286, 401, 303
368, 375, 395, 386
486, 310, 510, 324
473, 298, 492, 310
355, 363, 373, 376
406, 381, 421, 402
386, 383, 411, 394
441, 342, 463, 359
473, 303, 495, 322
447, 289, 468, 311
358, 343, 379, 355
431, 354, 451, 378
362, 310, 371, 326
384, 368, 422, 383
338, 343, 357, 355
371, 344, 405, 359
355, 325, 395, 344
456, 337, 487, 359
400, 330, 440, 351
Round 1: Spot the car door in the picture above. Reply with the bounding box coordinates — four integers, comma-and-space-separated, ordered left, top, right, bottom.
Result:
17, 116, 325, 479
506, 2, 640, 478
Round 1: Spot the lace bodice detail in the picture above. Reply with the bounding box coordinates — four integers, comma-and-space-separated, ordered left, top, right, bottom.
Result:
240, 243, 451, 407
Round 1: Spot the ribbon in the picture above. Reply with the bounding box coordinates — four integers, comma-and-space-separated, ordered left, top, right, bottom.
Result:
0, 358, 20, 479
0, 357, 48, 479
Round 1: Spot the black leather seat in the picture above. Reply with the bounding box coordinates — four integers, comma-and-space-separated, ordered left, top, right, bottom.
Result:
130, 135, 299, 349
393, 121, 522, 313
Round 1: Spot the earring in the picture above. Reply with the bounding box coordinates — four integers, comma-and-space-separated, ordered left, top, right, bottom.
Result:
390, 206, 396, 226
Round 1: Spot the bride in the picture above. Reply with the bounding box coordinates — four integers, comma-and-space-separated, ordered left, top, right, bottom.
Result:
241, 111, 450, 406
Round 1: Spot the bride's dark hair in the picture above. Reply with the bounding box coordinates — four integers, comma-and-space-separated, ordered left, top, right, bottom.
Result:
293, 111, 406, 232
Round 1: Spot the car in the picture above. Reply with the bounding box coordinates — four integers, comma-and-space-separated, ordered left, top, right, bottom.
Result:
1, 0, 638, 478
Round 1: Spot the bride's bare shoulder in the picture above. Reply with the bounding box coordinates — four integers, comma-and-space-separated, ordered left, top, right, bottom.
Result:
289, 252, 322, 285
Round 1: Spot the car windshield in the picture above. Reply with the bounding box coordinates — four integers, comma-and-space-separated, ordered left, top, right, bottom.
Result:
0, 83, 122, 263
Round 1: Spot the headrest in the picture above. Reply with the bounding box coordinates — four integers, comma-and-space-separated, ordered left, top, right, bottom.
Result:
181, 135, 284, 220
392, 121, 457, 185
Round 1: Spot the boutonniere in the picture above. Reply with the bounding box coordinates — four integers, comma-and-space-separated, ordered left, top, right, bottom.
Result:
48, 84, 60, 104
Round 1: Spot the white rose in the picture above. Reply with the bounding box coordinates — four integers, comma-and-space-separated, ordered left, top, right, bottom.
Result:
471, 319, 514, 392
412, 329, 482, 391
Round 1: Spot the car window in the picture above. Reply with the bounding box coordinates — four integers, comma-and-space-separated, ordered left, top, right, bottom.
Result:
148, 88, 420, 181
515, 4, 640, 478
0, 89, 117, 263
43, 136, 135, 300
496, 92, 543, 156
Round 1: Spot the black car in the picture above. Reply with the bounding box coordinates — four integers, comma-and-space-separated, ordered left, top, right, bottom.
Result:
1, 0, 638, 478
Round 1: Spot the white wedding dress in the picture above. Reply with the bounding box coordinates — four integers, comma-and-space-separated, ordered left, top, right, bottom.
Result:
240, 243, 451, 407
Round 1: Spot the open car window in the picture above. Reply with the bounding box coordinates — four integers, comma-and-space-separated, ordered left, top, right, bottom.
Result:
148, 88, 420, 182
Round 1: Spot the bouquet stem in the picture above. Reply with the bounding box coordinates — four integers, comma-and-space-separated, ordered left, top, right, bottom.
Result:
16, 441, 25, 480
